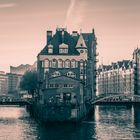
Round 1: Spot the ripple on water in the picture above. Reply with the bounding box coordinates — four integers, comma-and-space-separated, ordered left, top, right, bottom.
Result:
0, 105, 140, 140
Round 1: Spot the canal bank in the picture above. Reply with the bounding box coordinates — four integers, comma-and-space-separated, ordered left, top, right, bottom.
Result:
29, 101, 93, 124
35, 28, 97, 122
1, 105, 140, 140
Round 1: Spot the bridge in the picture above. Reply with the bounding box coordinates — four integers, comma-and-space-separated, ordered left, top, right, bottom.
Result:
91, 93, 140, 105
0, 95, 32, 106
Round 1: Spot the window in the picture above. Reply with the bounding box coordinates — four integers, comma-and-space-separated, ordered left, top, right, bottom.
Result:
60, 49, 68, 53
52, 71, 61, 77
80, 60, 84, 68
65, 60, 70, 68
80, 76, 83, 79
71, 60, 76, 68
67, 71, 76, 78
52, 59, 57, 68
44, 59, 49, 67
59, 43, 68, 54
68, 84, 73, 88
63, 93, 71, 100
55, 84, 59, 88
58, 59, 63, 68
80, 62, 84, 67
42, 61, 44, 67
48, 44, 53, 54
49, 84, 54, 88
64, 84, 68, 87
80, 69, 84, 75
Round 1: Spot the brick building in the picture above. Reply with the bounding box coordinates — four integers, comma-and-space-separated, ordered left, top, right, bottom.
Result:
36, 28, 97, 121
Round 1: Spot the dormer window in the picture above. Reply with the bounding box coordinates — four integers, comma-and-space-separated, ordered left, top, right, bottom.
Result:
59, 43, 68, 54
52, 71, 61, 77
67, 71, 76, 78
48, 44, 53, 54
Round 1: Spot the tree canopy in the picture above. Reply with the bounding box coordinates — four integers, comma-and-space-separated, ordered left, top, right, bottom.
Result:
20, 71, 38, 96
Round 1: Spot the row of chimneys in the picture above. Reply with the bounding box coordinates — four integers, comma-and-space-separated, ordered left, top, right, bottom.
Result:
46, 28, 95, 44
46, 28, 79, 43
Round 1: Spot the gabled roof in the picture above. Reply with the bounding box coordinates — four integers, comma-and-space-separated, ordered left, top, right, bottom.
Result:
98, 60, 133, 72
38, 28, 96, 56
49, 75, 82, 82
117, 60, 131, 69
76, 34, 87, 49
39, 29, 80, 55
82, 33, 96, 50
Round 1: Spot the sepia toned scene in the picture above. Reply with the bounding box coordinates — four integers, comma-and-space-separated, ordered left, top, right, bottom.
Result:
0, 0, 140, 140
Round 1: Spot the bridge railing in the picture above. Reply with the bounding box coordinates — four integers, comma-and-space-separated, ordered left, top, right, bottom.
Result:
92, 93, 140, 104
0, 96, 33, 104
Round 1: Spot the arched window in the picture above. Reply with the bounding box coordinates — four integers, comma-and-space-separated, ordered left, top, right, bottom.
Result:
52, 59, 57, 68
80, 59, 84, 67
52, 71, 61, 77
67, 71, 76, 78
71, 60, 76, 68
58, 59, 63, 68
65, 60, 70, 68
44, 59, 49, 68
85, 60, 87, 67
80, 60, 84, 80
48, 44, 53, 54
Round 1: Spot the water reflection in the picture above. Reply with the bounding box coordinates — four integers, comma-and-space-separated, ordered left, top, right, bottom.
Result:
0, 105, 140, 140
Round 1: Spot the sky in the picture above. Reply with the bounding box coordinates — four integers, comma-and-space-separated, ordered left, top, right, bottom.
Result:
0, 0, 140, 72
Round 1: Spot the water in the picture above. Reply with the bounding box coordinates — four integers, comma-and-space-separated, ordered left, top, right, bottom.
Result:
0, 105, 140, 140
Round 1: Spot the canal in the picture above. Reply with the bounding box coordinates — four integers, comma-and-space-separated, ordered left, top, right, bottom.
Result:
0, 105, 140, 140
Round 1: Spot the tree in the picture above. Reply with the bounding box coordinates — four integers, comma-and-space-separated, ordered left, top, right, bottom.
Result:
20, 71, 38, 96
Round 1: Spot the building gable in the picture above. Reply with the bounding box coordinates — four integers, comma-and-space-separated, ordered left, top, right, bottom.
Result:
39, 29, 79, 56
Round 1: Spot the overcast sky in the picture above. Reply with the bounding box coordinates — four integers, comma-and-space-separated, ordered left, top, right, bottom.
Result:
0, 0, 140, 72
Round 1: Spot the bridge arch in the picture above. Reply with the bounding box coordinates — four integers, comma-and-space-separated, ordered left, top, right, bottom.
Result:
92, 94, 140, 104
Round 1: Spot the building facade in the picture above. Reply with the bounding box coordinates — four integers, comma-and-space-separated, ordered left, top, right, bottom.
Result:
7, 73, 22, 96
0, 71, 8, 95
97, 60, 134, 95
36, 28, 97, 122
133, 48, 140, 95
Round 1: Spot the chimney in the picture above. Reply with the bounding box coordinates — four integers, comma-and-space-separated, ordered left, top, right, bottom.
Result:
72, 31, 78, 37
47, 31, 53, 44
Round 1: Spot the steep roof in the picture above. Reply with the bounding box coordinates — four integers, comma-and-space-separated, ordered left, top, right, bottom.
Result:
98, 60, 133, 72
38, 28, 96, 56
39, 29, 80, 55
76, 34, 87, 48
82, 32, 96, 50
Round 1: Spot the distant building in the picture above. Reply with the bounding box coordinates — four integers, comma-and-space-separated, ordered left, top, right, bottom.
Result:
0, 71, 8, 95
133, 48, 140, 95
10, 62, 37, 75
9, 62, 37, 97
30, 61, 37, 71
7, 73, 22, 96
36, 28, 97, 121
97, 60, 134, 95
